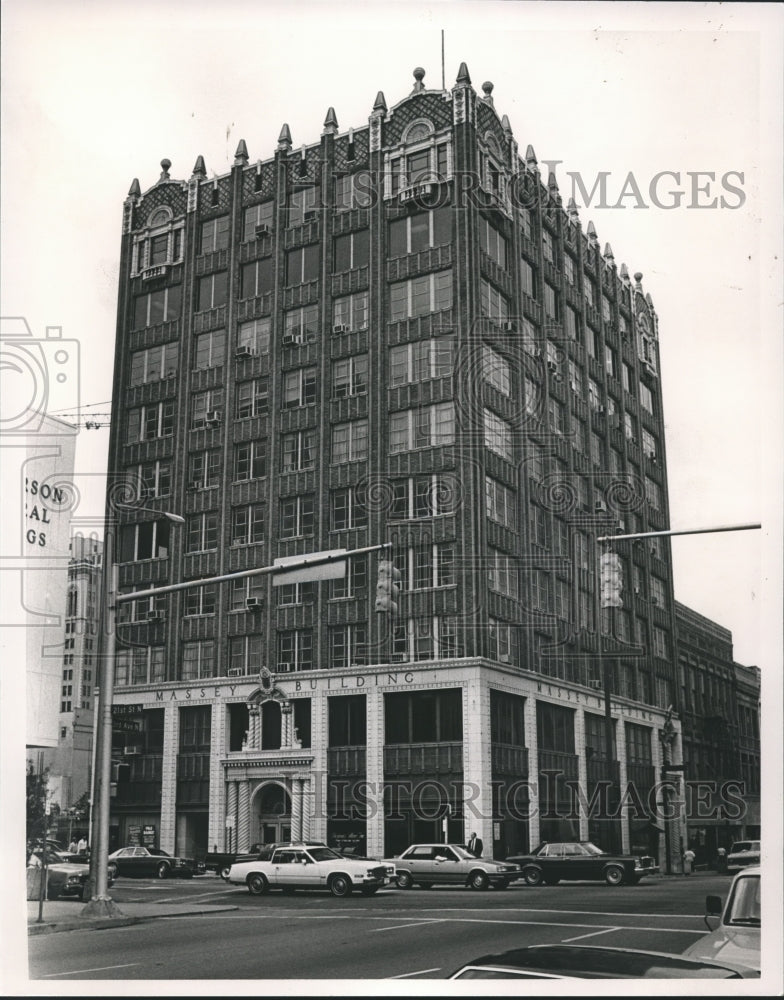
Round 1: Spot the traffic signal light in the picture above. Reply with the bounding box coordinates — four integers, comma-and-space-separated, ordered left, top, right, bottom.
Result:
600, 551, 623, 608
374, 559, 401, 613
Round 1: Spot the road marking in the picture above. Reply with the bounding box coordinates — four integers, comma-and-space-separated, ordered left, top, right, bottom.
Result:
561, 926, 621, 943
38, 963, 140, 978
371, 919, 445, 933
388, 968, 442, 978
153, 889, 234, 904
418, 906, 707, 920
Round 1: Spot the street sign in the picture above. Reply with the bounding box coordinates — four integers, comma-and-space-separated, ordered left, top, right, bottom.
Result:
272, 549, 347, 586
112, 719, 141, 733
112, 704, 144, 716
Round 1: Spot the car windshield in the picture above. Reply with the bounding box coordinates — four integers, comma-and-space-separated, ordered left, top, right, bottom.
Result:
305, 847, 342, 862
146, 848, 171, 857
730, 842, 758, 853
450, 846, 475, 860
725, 874, 761, 926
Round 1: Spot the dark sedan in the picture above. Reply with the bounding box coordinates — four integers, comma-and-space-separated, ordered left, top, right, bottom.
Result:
27, 848, 114, 901
506, 840, 659, 886
107, 845, 206, 879
449, 944, 758, 979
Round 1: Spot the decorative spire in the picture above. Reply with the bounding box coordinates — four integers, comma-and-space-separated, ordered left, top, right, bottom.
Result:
159, 159, 171, 181
525, 144, 537, 169
634, 271, 644, 290
587, 220, 598, 245
567, 197, 580, 222
481, 81, 494, 105
322, 107, 338, 135
373, 91, 387, 112
128, 178, 141, 198
547, 169, 558, 190
501, 114, 512, 133
277, 124, 292, 152
234, 139, 249, 166
456, 61, 471, 85
191, 156, 206, 179
603, 243, 615, 262
620, 263, 630, 283
646, 292, 654, 308
412, 67, 425, 92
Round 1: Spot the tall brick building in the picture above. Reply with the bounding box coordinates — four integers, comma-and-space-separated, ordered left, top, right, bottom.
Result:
105, 64, 684, 865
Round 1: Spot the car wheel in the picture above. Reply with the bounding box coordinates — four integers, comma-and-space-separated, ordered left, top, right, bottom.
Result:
544, 877, 560, 886
247, 873, 269, 896
157, 862, 170, 879
219, 865, 232, 881
329, 874, 352, 898
469, 870, 490, 891
523, 866, 544, 886
107, 863, 119, 879
605, 864, 625, 886
396, 870, 413, 889
361, 886, 378, 897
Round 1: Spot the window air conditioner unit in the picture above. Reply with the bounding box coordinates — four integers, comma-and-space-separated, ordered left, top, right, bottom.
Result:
499, 653, 511, 663
332, 323, 349, 334
282, 333, 300, 346
188, 480, 202, 491
501, 321, 515, 333
206, 411, 221, 425
255, 223, 271, 236
227, 667, 244, 677
589, 680, 602, 690
594, 501, 607, 514
192, 416, 207, 429
304, 210, 318, 222
124, 746, 142, 756
277, 662, 292, 673
245, 598, 263, 610
147, 612, 165, 623
235, 345, 252, 357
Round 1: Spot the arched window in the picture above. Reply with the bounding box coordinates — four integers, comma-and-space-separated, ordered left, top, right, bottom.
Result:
261, 700, 282, 749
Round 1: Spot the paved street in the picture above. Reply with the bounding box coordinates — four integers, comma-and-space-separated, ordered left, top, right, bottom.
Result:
28, 872, 734, 981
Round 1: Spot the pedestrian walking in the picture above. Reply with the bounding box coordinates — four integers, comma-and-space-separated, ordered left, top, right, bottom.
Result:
68, 839, 78, 854
683, 847, 696, 875
77, 836, 88, 854
466, 832, 483, 857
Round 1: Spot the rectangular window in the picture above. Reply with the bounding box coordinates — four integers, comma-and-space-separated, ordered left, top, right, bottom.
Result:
547, 398, 565, 436
137, 460, 172, 498
624, 411, 638, 443
282, 368, 317, 408
126, 401, 175, 443
281, 430, 317, 472
133, 286, 182, 329
237, 317, 271, 356
329, 625, 368, 669
389, 403, 455, 453
488, 549, 519, 599
605, 344, 616, 378
331, 419, 369, 463
285, 245, 320, 285
280, 495, 315, 538
645, 475, 661, 510
199, 216, 230, 254
482, 344, 511, 395
332, 355, 368, 397
530, 504, 548, 547
288, 187, 319, 227
277, 630, 313, 671
190, 388, 223, 428
389, 270, 452, 321
480, 279, 509, 321
334, 230, 369, 271
193, 329, 226, 370
283, 304, 319, 344
642, 429, 657, 460
564, 255, 575, 286
187, 450, 221, 489
241, 258, 274, 298
197, 272, 228, 311
332, 291, 368, 332
564, 305, 578, 339
186, 513, 219, 553
483, 408, 513, 460
229, 575, 265, 611
485, 475, 516, 530
235, 378, 270, 418
233, 440, 267, 481
330, 556, 367, 599
231, 504, 266, 545
520, 259, 535, 298
184, 584, 217, 617
389, 337, 453, 386
180, 642, 216, 682
640, 383, 654, 413
330, 487, 369, 530
243, 201, 274, 241
228, 635, 265, 676
334, 171, 373, 212
390, 475, 458, 519
388, 208, 451, 256
478, 217, 507, 269
129, 342, 179, 385
544, 282, 558, 320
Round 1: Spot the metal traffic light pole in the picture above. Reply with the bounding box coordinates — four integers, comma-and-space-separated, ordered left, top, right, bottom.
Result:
82, 536, 391, 916
595, 521, 761, 872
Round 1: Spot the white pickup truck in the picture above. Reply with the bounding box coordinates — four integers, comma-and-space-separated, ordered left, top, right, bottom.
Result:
228, 842, 396, 898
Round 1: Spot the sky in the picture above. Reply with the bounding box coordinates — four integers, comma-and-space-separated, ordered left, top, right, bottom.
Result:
3, 0, 780, 671
1, 1, 782, 993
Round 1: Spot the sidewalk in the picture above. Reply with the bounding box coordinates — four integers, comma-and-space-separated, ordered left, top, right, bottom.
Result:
28, 899, 238, 936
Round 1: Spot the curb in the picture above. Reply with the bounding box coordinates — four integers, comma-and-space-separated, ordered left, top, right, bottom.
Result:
28, 904, 239, 936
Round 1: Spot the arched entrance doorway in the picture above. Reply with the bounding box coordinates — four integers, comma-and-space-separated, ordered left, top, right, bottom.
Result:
255, 782, 292, 846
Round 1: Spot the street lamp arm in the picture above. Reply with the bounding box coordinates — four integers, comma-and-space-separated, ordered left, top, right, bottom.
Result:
596, 523, 761, 544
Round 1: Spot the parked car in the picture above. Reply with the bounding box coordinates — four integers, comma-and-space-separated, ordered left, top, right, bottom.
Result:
107, 845, 206, 879
725, 840, 761, 873
208, 842, 327, 880
506, 841, 658, 886
448, 944, 759, 979
383, 843, 520, 890
26, 848, 114, 901
227, 842, 395, 897
682, 866, 760, 973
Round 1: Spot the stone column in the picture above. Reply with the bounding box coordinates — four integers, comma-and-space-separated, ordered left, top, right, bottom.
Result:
575, 709, 589, 841
291, 776, 303, 841
281, 704, 292, 748
616, 718, 630, 852
365, 687, 384, 858
226, 780, 238, 853
160, 702, 179, 853
300, 776, 311, 840
525, 694, 539, 850
237, 780, 250, 852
